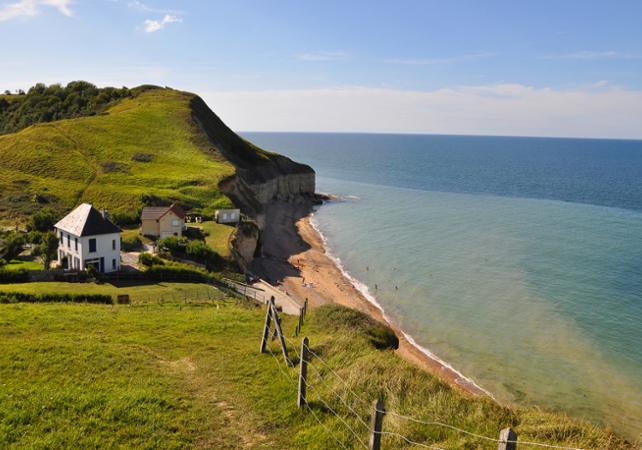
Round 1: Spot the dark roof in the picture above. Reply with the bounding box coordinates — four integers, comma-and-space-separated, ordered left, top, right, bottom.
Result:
54, 203, 121, 237
141, 204, 185, 220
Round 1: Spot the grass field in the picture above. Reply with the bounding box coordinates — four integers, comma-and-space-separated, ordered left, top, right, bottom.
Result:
0, 89, 235, 222
0, 298, 631, 449
0, 281, 224, 304
198, 221, 235, 257
3, 256, 42, 271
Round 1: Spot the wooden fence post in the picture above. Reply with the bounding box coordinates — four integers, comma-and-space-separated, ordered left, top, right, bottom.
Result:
270, 300, 293, 367
303, 297, 308, 320
498, 427, 517, 450
297, 336, 309, 408
369, 399, 384, 450
260, 297, 274, 353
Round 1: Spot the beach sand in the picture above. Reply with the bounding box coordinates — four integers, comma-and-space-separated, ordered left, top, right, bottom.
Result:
250, 201, 486, 396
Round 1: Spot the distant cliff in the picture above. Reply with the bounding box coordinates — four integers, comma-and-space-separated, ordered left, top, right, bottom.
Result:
191, 95, 315, 225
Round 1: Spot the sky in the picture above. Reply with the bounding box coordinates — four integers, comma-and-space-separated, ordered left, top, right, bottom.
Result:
1, 0, 642, 139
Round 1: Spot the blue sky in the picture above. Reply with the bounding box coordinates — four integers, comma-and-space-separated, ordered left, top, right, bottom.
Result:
1, 0, 642, 138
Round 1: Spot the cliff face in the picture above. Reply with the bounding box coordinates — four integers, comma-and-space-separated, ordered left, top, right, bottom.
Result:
190, 95, 315, 269
190, 95, 315, 221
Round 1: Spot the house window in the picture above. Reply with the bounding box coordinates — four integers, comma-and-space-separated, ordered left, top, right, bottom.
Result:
89, 238, 96, 253
172, 219, 180, 226
67, 234, 70, 248
112, 239, 116, 250
112, 258, 116, 270
75, 237, 78, 251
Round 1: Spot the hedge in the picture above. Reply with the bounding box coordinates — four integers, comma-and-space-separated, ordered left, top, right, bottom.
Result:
144, 265, 212, 283
0, 269, 30, 283
0, 292, 113, 304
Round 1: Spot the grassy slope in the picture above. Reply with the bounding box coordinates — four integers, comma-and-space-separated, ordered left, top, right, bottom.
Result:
0, 89, 235, 222
198, 221, 235, 257
0, 300, 631, 449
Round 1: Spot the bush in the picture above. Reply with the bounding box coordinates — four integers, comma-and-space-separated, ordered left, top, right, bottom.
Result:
159, 236, 187, 253
159, 237, 224, 271
0, 269, 30, 283
28, 208, 60, 232
144, 265, 211, 283
186, 240, 224, 271
110, 210, 140, 226
132, 153, 153, 162
0, 232, 25, 261
122, 234, 143, 251
0, 292, 112, 304
139, 253, 164, 267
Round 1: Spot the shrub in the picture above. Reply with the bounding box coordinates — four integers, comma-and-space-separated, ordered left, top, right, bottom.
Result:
159, 236, 187, 253
144, 265, 210, 283
139, 253, 164, 267
0, 232, 25, 261
110, 210, 140, 226
131, 153, 153, 162
122, 234, 143, 251
0, 269, 30, 283
28, 208, 60, 232
186, 240, 224, 270
0, 292, 112, 304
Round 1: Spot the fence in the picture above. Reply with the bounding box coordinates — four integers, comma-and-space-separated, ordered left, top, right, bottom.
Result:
260, 296, 591, 450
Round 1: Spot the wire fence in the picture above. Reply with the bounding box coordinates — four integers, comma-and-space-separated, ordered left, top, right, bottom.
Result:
262, 309, 593, 450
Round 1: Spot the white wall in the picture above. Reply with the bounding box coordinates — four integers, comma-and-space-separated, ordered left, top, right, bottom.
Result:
56, 229, 121, 272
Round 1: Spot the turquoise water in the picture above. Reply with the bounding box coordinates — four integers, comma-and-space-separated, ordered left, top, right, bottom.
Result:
245, 133, 642, 437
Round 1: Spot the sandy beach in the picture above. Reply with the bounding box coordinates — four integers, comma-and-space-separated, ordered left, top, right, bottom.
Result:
250, 200, 487, 396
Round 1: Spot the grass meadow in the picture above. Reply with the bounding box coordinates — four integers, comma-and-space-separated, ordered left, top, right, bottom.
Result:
0, 294, 632, 449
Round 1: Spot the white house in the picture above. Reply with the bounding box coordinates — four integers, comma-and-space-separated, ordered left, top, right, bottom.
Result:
54, 203, 122, 273
215, 208, 240, 224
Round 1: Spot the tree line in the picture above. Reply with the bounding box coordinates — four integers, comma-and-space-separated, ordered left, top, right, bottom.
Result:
0, 81, 133, 134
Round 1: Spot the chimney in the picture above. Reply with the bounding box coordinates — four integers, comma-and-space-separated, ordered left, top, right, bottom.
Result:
101, 209, 109, 220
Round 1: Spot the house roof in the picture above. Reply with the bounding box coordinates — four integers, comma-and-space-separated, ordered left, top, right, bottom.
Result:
54, 203, 121, 237
141, 204, 185, 221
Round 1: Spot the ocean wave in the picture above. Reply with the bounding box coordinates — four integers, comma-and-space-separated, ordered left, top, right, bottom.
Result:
308, 212, 495, 399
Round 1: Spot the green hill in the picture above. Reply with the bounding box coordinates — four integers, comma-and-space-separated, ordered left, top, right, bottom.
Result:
0, 83, 311, 225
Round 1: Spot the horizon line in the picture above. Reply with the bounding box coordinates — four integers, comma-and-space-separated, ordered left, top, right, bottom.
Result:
237, 130, 642, 143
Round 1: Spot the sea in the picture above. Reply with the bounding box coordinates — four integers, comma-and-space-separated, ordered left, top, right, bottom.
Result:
243, 132, 642, 438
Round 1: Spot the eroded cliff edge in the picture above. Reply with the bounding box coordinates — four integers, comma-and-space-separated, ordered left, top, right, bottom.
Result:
190, 95, 316, 269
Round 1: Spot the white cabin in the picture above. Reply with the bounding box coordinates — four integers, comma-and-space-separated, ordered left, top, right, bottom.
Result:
54, 203, 122, 273
215, 208, 240, 224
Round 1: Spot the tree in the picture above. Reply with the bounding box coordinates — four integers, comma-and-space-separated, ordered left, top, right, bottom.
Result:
28, 208, 59, 232
39, 232, 59, 269
0, 232, 24, 261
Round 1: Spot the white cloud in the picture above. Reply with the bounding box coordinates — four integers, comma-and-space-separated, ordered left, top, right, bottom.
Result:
385, 52, 497, 65
127, 0, 182, 15
41, 0, 72, 16
0, 0, 71, 21
296, 51, 350, 62
550, 50, 636, 60
202, 84, 642, 139
143, 13, 181, 33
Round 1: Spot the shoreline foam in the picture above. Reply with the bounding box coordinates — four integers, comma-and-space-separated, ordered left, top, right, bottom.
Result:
308, 210, 494, 398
